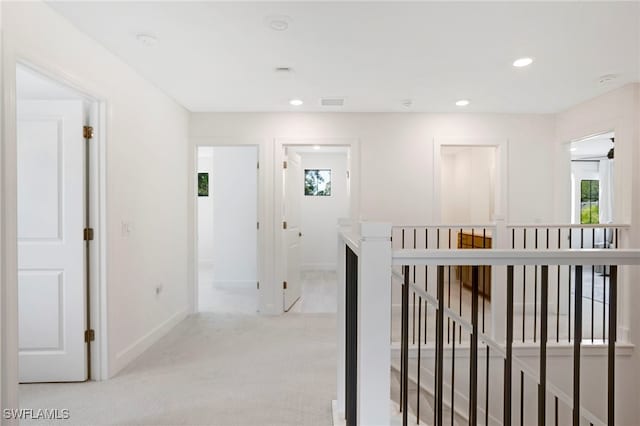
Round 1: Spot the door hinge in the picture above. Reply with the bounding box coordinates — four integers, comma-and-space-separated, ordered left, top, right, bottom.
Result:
257, 221, 260, 230
257, 161, 260, 169
283, 281, 287, 290
83, 125, 94, 139
283, 221, 287, 229
283, 161, 288, 169
83, 228, 94, 241
257, 281, 260, 290
84, 329, 95, 342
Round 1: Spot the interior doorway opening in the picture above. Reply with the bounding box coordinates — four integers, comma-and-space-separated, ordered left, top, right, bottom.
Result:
15, 63, 103, 383
440, 145, 497, 224
281, 145, 351, 313
196, 146, 259, 314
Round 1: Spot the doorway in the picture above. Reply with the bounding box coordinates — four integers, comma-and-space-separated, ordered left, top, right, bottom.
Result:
196, 146, 259, 314
15, 63, 103, 383
439, 145, 497, 224
281, 145, 351, 313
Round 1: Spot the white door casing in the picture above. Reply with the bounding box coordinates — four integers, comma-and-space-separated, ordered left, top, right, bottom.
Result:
17, 100, 87, 382
283, 152, 302, 311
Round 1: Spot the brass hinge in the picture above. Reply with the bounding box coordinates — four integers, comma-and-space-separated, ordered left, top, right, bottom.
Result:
84, 329, 95, 342
257, 162, 260, 169
83, 228, 94, 241
257, 281, 260, 290
283, 161, 288, 169
283, 221, 287, 229
283, 281, 287, 290
83, 126, 94, 139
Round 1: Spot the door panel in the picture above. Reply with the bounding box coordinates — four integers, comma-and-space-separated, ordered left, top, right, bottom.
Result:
283, 152, 302, 311
17, 100, 87, 382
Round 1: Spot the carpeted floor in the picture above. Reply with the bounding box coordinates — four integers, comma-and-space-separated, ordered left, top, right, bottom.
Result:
20, 312, 337, 426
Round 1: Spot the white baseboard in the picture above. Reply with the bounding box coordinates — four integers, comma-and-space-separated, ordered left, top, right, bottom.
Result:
301, 263, 336, 271
112, 308, 188, 376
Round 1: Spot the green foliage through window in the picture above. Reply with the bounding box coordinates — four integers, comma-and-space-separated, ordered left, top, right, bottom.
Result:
198, 173, 209, 197
580, 180, 599, 224
305, 169, 331, 196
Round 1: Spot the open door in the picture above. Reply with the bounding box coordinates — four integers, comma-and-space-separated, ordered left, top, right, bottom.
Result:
17, 100, 88, 382
283, 151, 302, 311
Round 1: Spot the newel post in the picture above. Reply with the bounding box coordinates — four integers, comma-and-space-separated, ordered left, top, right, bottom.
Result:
357, 222, 392, 425
492, 216, 508, 342
336, 218, 352, 416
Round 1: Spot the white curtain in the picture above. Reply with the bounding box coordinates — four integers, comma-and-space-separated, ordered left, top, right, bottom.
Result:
599, 159, 614, 224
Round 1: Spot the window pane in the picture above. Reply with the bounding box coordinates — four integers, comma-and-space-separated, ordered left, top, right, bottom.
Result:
580, 179, 599, 224
304, 169, 331, 196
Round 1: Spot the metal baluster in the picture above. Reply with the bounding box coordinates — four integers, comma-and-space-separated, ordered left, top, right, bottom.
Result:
520, 371, 525, 426
568, 229, 572, 343
504, 265, 514, 426
602, 228, 607, 343
608, 265, 617, 426
539, 265, 549, 426
448, 229, 453, 344
451, 322, 456, 426
425, 229, 429, 345
557, 228, 561, 343
417, 295, 422, 424
554, 397, 558, 426
436, 266, 445, 426
413, 229, 416, 345
402, 265, 409, 426
573, 265, 583, 426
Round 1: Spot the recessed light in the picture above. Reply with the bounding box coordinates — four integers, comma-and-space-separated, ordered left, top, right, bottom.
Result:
289, 99, 303, 106
136, 33, 158, 47
570, 147, 577, 152
313, 145, 321, 150
455, 99, 470, 107
266, 15, 292, 32
513, 57, 533, 68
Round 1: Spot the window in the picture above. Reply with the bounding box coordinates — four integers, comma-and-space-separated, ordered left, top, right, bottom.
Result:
580, 179, 599, 224
304, 169, 331, 196
198, 172, 209, 197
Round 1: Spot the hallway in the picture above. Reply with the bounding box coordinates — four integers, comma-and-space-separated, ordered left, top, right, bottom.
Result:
20, 312, 336, 425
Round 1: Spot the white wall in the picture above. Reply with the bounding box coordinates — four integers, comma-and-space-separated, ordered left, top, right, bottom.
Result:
554, 83, 640, 424
440, 146, 496, 224
197, 148, 214, 264
2, 0, 190, 391
211, 146, 258, 284
295, 151, 349, 270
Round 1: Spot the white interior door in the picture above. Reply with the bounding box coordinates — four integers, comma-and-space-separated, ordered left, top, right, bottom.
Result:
283, 151, 302, 311
17, 100, 87, 382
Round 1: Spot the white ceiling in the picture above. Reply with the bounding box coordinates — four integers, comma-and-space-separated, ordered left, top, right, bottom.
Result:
48, 2, 640, 113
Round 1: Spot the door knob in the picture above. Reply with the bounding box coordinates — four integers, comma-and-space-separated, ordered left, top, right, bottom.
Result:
299, 232, 302, 237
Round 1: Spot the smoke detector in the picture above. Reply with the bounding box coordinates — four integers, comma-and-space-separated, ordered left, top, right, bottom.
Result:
401, 99, 413, 109
598, 74, 617, 84
266, 15, 292, 31
136, 33, 158, 47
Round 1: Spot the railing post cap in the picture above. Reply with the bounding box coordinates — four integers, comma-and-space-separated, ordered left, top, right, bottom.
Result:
359, 222, 392, 239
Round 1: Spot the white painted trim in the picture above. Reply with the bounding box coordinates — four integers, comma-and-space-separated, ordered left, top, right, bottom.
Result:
2, 51, 109, 413
190, 139, 268, 313
433, 137, 509, 223
112, 308, 187, 375
275, 138, 360, 314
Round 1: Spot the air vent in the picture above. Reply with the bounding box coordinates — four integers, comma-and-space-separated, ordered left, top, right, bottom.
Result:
320, 98, 345, 107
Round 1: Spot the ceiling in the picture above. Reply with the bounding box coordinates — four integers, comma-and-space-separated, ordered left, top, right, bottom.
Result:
48, 2, 640, 113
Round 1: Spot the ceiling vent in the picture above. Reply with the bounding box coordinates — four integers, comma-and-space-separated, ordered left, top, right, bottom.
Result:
320, 98, 345, 107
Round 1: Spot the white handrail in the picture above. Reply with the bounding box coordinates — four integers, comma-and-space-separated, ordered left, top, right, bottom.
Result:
392, 248, 640, 266
507, 223, 630, 229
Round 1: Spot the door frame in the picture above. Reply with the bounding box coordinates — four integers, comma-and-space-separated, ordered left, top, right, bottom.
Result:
433, 137, 509, 223
190, 140, 264, 314
274, 138, 360, 314
2, 56, 108, 409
